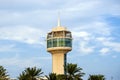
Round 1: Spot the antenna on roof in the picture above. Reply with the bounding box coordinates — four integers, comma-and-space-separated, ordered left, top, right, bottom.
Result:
57, 12, 61, 27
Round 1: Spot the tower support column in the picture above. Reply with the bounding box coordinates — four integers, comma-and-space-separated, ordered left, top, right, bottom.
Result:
51, 51, 67, 74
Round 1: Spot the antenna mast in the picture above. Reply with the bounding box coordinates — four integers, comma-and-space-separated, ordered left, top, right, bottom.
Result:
58, 12, 61, 27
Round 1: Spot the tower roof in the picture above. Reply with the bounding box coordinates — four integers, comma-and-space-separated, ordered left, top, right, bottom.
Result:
52, 26, 67, 31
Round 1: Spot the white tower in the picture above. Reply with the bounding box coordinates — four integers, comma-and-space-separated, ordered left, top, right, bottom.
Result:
47, 17, 72, 74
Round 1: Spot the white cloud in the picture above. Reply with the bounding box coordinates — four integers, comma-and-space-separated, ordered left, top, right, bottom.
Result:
72, 31, 90, 37
103, 41, 120, 52
62, 0, 100, 12
0, 58, 39, 68
72, 20, 113, 56
0, 0, 63, 10
96, 36, 120, 52
72, 20, 112, 39
78, 41, 94, 55
0, 0, 119, 56
96, 37, 113, 42
0, 0, 119, 24
92, 22, 111, 36
99, 48, 110, 55
0, 44, 16, 52
0, 26, 45, 45
60, 0, 120, 20
0, 56, 51, 68
72, 31, 91, 41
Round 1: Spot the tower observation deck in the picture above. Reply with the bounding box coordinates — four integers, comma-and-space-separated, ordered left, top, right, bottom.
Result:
46, 17, 72, 74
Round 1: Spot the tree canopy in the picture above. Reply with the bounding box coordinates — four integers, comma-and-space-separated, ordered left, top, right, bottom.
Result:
66, 63, 85, 80
18, 67, 43, 80
88, 74, 105, 80
0, 66, 9, 80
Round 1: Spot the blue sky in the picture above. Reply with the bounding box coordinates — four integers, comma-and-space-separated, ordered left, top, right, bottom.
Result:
0, 0, 120, 80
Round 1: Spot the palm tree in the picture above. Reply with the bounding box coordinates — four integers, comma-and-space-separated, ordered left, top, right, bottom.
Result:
0, 66, 9, 80
45, 63, 85, 80
18, 72, 29, 80
46, 73, 57, 80
66, 63, 85, 80
88, 74, 105, 80
18, 67, 43, 80
57, 74, 66, 80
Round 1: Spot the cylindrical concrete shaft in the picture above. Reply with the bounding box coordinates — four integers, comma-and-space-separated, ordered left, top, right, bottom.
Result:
52, 52, 65, 74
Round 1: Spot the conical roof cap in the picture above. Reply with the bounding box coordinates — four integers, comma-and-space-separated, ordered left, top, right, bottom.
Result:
52, 26, 67, 31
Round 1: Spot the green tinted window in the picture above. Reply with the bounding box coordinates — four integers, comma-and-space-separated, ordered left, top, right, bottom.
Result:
47, 38, 72, 48
47, 39, 53, 48
58, 38, 65, 47
53, 39, 57, 47
65, 38, 72, 47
